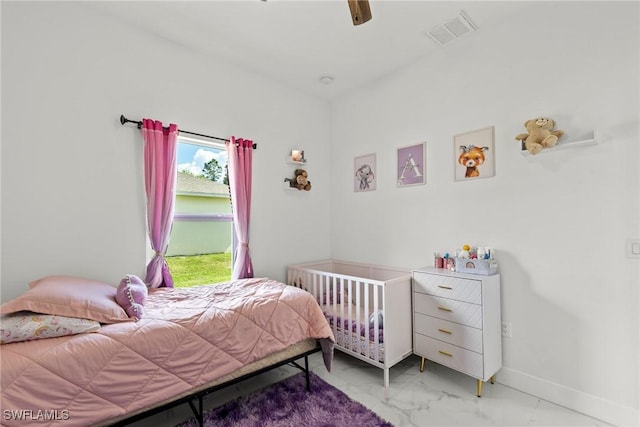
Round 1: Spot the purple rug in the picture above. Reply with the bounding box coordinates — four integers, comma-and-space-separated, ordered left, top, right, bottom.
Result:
176, 372, 393, 427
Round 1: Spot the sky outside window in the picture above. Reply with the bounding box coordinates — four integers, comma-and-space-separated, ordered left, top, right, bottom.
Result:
177, 138, 227, 183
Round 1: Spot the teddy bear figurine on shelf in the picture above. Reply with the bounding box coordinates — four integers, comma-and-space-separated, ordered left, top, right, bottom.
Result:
284, 168, 312, 191
515, 117, 565, 155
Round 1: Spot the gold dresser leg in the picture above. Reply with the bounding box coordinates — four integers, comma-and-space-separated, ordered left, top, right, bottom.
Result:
420, 357, 426, 372
490, 375, 495, 384
477, 379, 483, 397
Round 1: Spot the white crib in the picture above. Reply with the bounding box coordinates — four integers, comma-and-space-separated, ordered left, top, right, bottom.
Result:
287, 260, 413, 388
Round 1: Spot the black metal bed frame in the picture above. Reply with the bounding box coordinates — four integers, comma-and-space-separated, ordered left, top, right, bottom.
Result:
108, 345, 321, 427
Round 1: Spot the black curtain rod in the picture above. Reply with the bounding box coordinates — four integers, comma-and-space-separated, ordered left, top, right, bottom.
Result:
120, 115, 257, 149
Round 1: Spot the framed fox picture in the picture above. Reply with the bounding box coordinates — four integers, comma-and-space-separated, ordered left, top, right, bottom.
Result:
454, 126, 495, 181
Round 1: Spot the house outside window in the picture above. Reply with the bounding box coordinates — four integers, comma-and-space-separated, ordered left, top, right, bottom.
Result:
167, 137, 233, 285
168, 173, 232, 256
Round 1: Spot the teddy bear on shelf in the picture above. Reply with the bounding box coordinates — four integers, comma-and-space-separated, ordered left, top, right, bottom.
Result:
284, 168, 312, 191
515, 117, 565, 155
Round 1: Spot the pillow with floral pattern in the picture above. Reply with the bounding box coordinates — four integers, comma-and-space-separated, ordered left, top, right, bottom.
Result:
0, 311, 101, 344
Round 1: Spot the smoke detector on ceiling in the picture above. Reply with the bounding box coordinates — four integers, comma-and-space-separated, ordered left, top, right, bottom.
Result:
426, 10, 478, 46
318, 75, 335, 85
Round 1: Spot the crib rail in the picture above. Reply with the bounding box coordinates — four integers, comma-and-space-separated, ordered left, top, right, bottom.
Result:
288, 266, 385, 367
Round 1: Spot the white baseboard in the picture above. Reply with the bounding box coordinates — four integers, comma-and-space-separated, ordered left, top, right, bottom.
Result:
497, 367, 639, 426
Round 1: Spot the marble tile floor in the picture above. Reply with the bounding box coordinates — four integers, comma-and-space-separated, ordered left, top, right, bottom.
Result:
130, 351, 611, 427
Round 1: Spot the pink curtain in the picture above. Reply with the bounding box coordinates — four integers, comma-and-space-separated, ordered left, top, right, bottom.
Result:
226, 136, 254, 279
142, 119, 178, 288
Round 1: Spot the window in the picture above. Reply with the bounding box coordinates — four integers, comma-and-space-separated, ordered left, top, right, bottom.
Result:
165, 136, 233, 287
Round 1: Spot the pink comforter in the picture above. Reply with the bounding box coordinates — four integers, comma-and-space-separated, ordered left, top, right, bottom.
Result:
1, 278, 334, 426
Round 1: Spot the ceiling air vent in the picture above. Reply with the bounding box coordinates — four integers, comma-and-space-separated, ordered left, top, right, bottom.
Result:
427, 10, 478, 46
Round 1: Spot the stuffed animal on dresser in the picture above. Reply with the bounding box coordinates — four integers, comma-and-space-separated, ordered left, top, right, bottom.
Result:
515, 117, 565, 155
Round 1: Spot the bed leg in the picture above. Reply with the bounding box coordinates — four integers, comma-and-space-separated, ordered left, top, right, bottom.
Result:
197, 396, 204, 427
304, 355, 311, 391
187, 398, 204, 427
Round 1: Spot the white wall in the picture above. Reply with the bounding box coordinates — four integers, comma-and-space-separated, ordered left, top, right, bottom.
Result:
329, 2, 639, 425
1, 2, 332, 301
2, 2, 638, 426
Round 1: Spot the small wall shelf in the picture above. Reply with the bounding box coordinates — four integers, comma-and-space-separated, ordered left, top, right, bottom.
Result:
283, 180, 309, 191
286, 158, 309, 166
283, 180, 297, 190
521, 129, 598, 157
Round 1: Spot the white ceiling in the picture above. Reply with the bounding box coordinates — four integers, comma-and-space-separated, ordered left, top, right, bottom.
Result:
87, 1, 532, 100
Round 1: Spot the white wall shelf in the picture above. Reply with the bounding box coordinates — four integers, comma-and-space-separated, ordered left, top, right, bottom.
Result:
283, 180, 296, 190
286, 148, 308, 165
282, 180, 311, 191
520, 129, 598, 157
284, 149, 310, 191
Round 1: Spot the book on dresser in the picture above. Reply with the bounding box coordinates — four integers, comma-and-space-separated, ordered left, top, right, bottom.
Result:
412, 266, 502, 397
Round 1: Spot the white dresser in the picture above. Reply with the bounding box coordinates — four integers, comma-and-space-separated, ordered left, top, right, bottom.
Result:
412, 266, 501, 396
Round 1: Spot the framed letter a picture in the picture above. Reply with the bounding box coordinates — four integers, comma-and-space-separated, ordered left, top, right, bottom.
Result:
397, 143, 426, 187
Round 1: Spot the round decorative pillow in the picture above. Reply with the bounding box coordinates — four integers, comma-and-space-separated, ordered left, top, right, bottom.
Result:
115, 275, 148, 320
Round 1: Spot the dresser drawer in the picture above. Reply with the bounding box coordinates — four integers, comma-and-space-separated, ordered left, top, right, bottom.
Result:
414, 335, 483, 379
413, 272, 481, 304
414, 313, 483, 353
414, 293, 482, 329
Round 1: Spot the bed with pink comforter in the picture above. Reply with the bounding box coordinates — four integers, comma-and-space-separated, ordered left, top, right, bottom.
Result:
1, 278, 334, 426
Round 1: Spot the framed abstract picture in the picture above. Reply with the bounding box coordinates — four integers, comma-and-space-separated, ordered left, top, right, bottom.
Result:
454, 126, 495, 181
354, 153, 376, 192
397, 143, 426, 187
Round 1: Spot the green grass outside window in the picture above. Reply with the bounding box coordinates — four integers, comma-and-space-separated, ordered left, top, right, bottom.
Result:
166, 253, 232, 287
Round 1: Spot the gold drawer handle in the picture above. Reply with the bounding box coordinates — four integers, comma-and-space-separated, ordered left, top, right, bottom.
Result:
437, 306, 452, 312
438, 285, 453, 290
438, 328, 452, 335
438, 350, 453, 357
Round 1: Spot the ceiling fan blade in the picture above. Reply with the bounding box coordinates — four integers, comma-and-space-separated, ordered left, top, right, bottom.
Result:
348, 0, 372, 26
